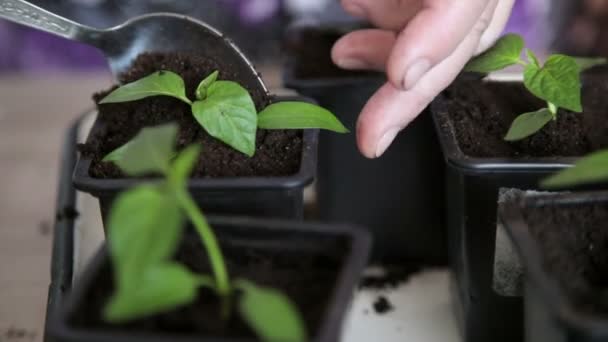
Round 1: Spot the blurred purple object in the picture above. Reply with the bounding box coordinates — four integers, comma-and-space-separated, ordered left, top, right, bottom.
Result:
504, 0, 552, 52
239, 0, 281, 24
0, 22, 106, 73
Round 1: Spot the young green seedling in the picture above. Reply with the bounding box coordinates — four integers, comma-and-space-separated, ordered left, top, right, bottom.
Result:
465, 34, 606, 141
99, 70, 348, 156
103, 123, 306, 342
542, 149, 608, 189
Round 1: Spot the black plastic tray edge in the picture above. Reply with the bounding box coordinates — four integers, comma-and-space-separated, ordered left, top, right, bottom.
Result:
73, 96, 320, 195
44, 114, 81, 342
498, 191, 608, 338
430, 82, 578, 174
49, 217, 371, 342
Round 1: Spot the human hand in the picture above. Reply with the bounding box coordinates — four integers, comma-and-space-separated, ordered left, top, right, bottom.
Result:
332, 0, 515, 158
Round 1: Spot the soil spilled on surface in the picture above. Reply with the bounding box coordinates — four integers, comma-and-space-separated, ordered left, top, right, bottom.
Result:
79, 52, 303, 179
373, 296, 394, 314
71, 228, 349, 339
523, 201, 608, 316
437, 68, 608, 158
360, 263, 423, 290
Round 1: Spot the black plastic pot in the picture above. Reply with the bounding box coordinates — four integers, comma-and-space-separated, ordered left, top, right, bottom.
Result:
499, 191, 608, 342
431, 84, 577, 342
48, 216, 371, 342
284, 24, 446, 264
45, 115, 81, 342
73, 96, 319, 225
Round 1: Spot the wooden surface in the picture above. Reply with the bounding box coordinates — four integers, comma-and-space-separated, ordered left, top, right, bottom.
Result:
0, 67, 282, 342
0, 72, 113, 342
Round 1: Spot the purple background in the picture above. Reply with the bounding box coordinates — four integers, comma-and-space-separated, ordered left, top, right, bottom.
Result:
0, 0, 568, 73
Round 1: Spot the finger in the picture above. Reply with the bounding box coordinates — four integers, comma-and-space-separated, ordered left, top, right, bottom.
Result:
386, 0, 495, 91
357, 21, 487, 158
340, 0, 421, 31
331, 29, 396, 71
476, 0, 516, 54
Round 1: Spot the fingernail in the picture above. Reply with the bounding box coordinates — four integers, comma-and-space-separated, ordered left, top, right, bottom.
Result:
336, 58, 368, 70
343, 3, 366, 17
375, 127, 401, 158
402, 58, 431, 90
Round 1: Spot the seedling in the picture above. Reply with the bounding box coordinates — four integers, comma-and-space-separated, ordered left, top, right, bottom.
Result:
542, 149, 608, 189
465, 34, 606, 141
103, 123, 306, 342
99, 70, 348, 156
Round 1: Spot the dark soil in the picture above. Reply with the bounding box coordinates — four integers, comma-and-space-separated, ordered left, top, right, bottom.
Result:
359, 263, 423, 290
71, 228, 349, 339
373, 296, 394, 314
523, 201, 608, 316
438, 68, 608, 158
79, 52, 303, 179
285, 26, 382, 79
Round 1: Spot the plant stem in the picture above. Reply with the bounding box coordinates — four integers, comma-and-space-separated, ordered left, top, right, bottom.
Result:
547, 102, 558, 120
176, 189, 231, 297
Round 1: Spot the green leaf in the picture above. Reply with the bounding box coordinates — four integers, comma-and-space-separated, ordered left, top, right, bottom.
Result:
524, 54, 582, 112
258, 102, 349, 133
574, 57, 607, 71
99, 71, 192, 105
464, 34, 524, 73
504, 108, 554, 141
542, 149, 608, 188
103, 123, 178, 176
107, 185, 184, 289
526, 49, 540, 68
169, 145, 201, 187
196, 71, 219, 100
236, 280, 306, 342
192, 81, 257, 156
104, 263, 199, 322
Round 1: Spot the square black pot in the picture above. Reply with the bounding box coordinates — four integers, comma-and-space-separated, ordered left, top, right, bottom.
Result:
73, 96, 319, 224
284, 25, 446, 264
48, 216, 371, 342
431, 82, 577, 342
499, 191, 608, 342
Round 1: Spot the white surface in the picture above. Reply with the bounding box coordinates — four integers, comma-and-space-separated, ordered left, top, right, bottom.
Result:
343, 270, 460, 342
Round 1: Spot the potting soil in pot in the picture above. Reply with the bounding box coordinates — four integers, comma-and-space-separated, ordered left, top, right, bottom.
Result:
70, 229, 349, 338
79, 52, 303, 178
442, 69, 608, 157
523, 202, 608, 316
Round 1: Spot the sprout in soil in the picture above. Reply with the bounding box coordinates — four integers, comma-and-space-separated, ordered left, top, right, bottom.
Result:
99, 70, 348, 157
103, 123, 306, 342
464, 33, 606, 141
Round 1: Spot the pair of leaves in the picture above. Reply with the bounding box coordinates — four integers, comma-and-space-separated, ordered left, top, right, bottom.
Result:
100, 71, 257, 156
100, 70, 348, 157
104, 125, 203, 322
465, 34, 588, 141
466, 34, 582, 112
104, 185, 199, 322
101, 124, 306, 341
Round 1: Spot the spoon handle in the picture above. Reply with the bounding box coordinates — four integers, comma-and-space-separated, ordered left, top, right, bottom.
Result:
0, 0, 100, 42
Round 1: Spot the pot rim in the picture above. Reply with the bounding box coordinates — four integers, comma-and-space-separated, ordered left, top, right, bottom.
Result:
73, 96, 319, 194
430, 79, 579, 174
499, 190, 608, 336
50, 216, 372, 342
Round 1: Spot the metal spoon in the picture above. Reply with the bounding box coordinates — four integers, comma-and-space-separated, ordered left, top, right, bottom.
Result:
0, 0, 268, 92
